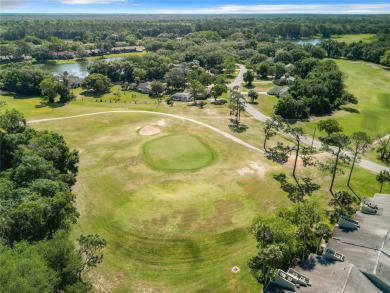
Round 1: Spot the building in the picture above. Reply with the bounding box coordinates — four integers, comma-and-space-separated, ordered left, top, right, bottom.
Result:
136, 81, 153, 94
265, 193, 390, 292
170, 92, 192, 102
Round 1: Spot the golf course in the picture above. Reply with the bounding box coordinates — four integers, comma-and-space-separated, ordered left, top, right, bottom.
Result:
1, 59, 389, 292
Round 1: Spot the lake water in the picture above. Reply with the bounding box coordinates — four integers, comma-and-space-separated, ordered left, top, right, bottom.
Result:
36, 56, 124, 78
277, 39, 322, 45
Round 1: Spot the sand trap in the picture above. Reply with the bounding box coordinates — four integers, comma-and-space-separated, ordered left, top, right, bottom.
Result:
139, 125, 161, 136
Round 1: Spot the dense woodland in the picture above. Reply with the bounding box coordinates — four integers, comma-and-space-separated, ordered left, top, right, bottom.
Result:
0, 109, 106, 292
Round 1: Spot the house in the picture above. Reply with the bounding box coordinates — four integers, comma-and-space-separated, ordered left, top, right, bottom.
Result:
175, 37, 183, 42
170, 92, 192, 102
265, 193, 390, 293
136, 81, 152, 94
68, 76, 84, 88
274, 74, 296, 86
53, 51, 75, 60
87, 49, 104, 56
267, 87, 289, 98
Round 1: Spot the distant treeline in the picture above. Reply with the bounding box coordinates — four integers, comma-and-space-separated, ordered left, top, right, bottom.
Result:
1, 15, 389, 41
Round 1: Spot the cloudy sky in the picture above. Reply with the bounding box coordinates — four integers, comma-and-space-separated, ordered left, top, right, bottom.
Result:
1, 0, 390, 14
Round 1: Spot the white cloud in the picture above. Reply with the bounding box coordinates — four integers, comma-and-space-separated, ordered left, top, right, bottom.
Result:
154, 4, 390, 14
55, 0, 126, 4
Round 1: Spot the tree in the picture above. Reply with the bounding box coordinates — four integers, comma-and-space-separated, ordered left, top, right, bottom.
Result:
248, 89, 258, 103
249, 216, 296, 286
317, 119, 343, 137
210, 83, 227, 101
347, 132, 372, 187
222, 56, 236, 75
286, 126, 305, 178
314, 222, 332, 254
320, 133, 351, 193
376, 134, 390, 163
150, 80, 166, 97
77, 234, 107, 281
164, 67, 186, 90
329, 190, 357, 221
82, 73, 112, 94
188, 78, 205, 105
243, 70, 254, 86
229, 86, 246, 125
256, 62, 269, 79
376, 170, 390, 193
263, 115, 285, 151
40, 77, 59, 103
380, 50, 390, 67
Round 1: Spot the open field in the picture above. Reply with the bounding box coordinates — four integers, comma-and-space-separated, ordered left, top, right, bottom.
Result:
2, 59, 390, 291
31, 112, 292, 292
331, 34, 376, 44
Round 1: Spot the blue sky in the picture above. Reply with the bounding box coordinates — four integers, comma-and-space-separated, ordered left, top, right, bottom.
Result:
1, 0, 390, 14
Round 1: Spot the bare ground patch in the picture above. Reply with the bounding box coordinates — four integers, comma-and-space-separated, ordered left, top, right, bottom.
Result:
139, 125, 161, 136
237, 161, 266, 178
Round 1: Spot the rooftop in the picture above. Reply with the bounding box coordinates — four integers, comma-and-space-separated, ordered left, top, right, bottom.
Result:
265, 193, 390, 292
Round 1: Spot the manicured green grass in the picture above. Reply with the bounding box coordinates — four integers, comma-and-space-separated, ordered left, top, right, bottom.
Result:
290, 60, 390, 139
143, 134, 215, 171
249, 94, 278, 116
31, 113, 292, 292
331, 34, 376, 44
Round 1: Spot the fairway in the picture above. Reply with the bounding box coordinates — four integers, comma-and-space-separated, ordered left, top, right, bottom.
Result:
30, 112, 292, 292
143, 134, 215, 171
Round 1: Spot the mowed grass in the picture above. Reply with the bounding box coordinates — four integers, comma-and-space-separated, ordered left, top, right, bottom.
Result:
291, 60, 390, 139
31, 112, 292, 292
331, 34, 376, 44
143, 134, 215, 171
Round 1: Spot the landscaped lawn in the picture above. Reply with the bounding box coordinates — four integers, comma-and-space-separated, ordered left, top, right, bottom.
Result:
331, 34, 376, 44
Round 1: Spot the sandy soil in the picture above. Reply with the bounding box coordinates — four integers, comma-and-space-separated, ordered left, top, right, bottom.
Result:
139, 125, 161, 136
237, 161, 266, 178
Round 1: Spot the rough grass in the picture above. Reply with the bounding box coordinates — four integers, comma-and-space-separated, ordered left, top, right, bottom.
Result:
31, 113, 293, 292
143, 134, 215, 171
331, 34, 376, 44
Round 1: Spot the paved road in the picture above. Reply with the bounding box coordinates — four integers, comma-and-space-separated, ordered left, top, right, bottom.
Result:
232, 64, 390, 174
29, 110, 265, 155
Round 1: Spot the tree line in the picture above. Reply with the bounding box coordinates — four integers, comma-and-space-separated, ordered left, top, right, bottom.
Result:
0, 109, 106, 292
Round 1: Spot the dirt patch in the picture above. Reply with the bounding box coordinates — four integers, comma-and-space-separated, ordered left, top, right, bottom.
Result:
286, 152, 332, 168
139, 125, 161, 136
237, 161, 266, 178
156, 119, 168, 127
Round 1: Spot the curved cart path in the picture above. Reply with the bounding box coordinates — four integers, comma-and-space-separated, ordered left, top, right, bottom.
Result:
28, 110, 265, 154
231, 64, 390, 174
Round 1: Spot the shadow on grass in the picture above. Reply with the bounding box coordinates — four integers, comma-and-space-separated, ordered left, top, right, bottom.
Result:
343, 107, 360, 113
80, 90, 105, 98
347, 184, 361, 201
244, 84, 255, 89
228, 119, 248, 133
248, 101, 258, 105
35, 101, 66, 109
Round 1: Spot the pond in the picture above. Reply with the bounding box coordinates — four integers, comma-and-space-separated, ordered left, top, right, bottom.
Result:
277, 39, 322, 45
36, 56, 124, 78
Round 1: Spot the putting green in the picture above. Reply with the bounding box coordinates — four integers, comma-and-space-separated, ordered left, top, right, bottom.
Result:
143, 134, 215, 171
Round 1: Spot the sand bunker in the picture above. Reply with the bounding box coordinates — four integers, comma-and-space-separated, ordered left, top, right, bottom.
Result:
139, 125, 161, 136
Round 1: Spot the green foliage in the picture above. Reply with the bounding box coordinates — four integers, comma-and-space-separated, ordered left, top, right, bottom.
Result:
82, 73, 112, 93
317, 119, 343, 137
376, 170, 390, 193
210, 83, 228, 100
380, 50, 390, 67
77, 234, 107, 281
243, 70, 254, 86
222, 56, 236, 75
0, 66, 45, 95
248, 89, 259, 103
0, 242, 58, 293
